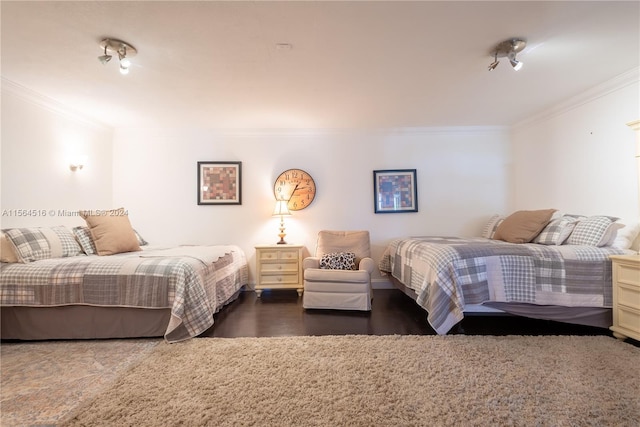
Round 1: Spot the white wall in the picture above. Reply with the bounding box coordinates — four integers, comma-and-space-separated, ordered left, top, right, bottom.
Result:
4, 70, 638, 286
510, 74, 640, 225
1, 81, 114, 229
112, 127, 510, 285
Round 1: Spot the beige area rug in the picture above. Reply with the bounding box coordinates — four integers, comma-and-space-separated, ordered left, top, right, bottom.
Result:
1, 338, 160, 426
61, 335, 639, 427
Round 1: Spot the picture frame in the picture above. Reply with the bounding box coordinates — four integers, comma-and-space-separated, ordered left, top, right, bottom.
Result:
373, 169, 418, 213
197, 161, 242, 205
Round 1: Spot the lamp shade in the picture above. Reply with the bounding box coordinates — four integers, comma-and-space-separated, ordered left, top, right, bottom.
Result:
272, 200, 291, 216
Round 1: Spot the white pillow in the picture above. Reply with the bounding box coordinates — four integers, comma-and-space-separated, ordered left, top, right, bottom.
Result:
611, 222, 640, 250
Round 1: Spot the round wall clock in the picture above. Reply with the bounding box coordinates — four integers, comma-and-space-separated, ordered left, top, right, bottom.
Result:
273, 168, 316, 211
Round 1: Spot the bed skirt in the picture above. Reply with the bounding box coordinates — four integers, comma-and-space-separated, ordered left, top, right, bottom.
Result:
0, 289, 242, 341
389, 276, 612, 330
1, 306, 171, 340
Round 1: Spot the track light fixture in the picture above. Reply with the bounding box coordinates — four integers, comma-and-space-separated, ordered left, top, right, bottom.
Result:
98, 45, 112, 64
488, 38, 526, 72
98, 38, 137, 75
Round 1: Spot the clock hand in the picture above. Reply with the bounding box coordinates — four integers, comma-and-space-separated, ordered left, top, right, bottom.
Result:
288, 184, 299, 199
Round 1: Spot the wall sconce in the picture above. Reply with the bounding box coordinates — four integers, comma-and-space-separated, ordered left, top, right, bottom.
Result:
98, 38, 137, 75
272, 200, 292, 244
69, 155, 87, 172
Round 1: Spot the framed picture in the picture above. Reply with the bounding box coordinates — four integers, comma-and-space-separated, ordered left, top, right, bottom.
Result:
373, 169, 418, 213
197, 161, 242, 205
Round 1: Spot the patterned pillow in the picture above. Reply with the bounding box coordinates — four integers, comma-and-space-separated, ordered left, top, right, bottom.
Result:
3, 226, 83, 262
533, 216, 578, 245
566, 216, 619, 247
320, 252, 356, 270
72, 226, 98, 255
134, 229, 148, 246
481, 214, 504, 239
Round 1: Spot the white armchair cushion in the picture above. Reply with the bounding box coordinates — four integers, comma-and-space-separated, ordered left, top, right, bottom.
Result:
305, 268, 369, 284
316, 230, 371, 260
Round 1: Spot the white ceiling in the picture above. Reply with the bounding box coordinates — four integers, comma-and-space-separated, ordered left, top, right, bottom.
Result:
2, 1, 639, 130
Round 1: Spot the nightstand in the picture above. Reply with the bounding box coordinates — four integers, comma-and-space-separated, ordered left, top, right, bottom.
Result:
255, 244, 304, 297
610, 254, 640, 341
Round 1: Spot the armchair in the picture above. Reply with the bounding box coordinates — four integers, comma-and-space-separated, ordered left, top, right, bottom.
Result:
302, 230, 374, 311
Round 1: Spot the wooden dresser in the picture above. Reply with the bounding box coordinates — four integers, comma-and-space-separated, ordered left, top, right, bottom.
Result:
610, 254, 640, 342
255, 244, 304, 297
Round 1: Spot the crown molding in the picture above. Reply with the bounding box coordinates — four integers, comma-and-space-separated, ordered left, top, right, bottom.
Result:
513, 67, 640, 131
1, 78, 112, 131
178, 125, 509, 139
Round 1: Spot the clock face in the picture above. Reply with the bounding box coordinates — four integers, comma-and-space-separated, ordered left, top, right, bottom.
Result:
273, 168, 316, 211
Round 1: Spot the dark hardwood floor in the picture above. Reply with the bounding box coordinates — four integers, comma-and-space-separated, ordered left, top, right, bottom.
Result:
202, 289, 637, 345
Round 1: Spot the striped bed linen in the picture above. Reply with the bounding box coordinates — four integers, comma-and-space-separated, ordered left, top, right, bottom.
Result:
378, 236, 633, 335
0, 245, 249, 342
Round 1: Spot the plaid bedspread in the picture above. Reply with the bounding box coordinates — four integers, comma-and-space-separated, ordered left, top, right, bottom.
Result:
379, 237, 632, 335
0, 245, 249, 342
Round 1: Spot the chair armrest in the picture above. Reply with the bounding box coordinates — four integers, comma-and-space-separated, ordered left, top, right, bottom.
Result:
303, 257, 320, 270
358, 257, 375, 275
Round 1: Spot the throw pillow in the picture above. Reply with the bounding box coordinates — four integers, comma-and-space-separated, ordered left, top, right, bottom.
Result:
0, 232, 20, 263
492, 209, 557, 244
72, 226, 98, 255
533, 216, 578, 245
79, 208, 141, 256
481, 214, 504, 239
566, 215, 619, 247
73, 226, 147, 255
2, 226, 83, 262
612, 222, 640, 250
134, 229, 148, 246
320, 252, 357, 270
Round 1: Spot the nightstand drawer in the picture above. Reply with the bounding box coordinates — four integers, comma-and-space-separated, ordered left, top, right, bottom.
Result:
259, 249, 300, 261
616, 306, 640, 334
260, 262, 299, 274
618, 283, 640, 310
616, 264, 640, 287
258, 273, 299, 285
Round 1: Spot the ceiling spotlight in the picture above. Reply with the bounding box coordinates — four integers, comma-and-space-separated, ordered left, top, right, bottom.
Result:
488, 53, 499, 71
488, 38, 526, 72
98, 38, 137, 75
98, 45, 112, 64
508, 51, 523, 71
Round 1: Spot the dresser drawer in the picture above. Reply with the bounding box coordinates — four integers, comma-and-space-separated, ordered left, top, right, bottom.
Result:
260, 262, 299, 274
258, 273, 299, 286
618, 283, 640, 310
259, 249, 300, 261
616, 263, 640, 287
616, 306, 640, 334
